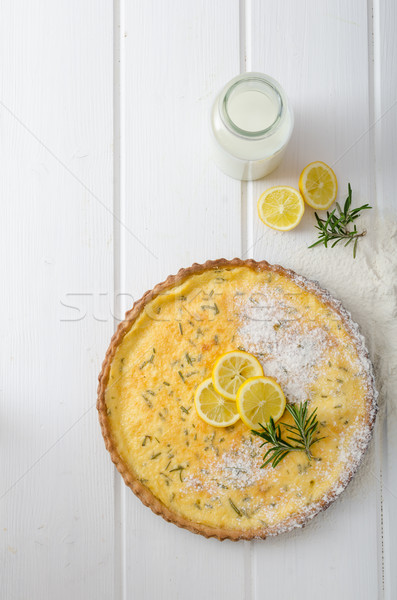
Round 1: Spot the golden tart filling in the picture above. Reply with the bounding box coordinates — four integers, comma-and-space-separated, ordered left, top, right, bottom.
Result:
98, 260, 377, 540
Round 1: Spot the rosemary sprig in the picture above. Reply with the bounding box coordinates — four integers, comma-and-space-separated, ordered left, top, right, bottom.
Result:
308, 184, 372, 258
252, 401, 325, 468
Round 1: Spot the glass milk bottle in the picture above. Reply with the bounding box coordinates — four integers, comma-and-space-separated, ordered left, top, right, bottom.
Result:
210, 73, 294, 181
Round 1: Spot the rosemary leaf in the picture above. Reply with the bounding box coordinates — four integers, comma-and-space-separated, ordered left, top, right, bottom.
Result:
228, 498, 242, 516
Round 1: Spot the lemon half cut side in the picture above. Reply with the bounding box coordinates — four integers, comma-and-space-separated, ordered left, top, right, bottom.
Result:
257, 186, 305, 231
299, 161, 337, 210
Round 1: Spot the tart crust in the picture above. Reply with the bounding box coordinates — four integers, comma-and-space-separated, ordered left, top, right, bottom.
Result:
97, 258, 377, 541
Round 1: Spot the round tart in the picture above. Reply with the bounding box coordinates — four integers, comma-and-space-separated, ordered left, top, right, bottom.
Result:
97, 259, 377, 541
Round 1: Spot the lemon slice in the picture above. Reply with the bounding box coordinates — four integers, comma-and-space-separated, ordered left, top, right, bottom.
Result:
194, 378, 240, 427
299, 161, 337, 210
212, 350, 263, 400
257, 186, 305, 231
236, 376, 286, 429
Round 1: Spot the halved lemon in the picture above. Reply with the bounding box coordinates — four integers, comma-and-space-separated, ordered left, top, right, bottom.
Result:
257, 186, 305, 231
212, 350, 263, 400
299, 161, 337, 210
236, 376, 286, 429
194, 378, 240, 427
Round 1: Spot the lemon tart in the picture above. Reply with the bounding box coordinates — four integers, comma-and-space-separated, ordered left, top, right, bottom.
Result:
97, 259, 377, 540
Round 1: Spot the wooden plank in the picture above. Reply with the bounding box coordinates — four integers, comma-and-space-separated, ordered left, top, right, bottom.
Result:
121, 1, 245, 598
0, 2, 114, 598
374, 0, 397, 597
246, 1, 381, 598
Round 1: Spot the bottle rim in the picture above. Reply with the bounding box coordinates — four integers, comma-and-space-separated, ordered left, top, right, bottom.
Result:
219, 73, 286, 140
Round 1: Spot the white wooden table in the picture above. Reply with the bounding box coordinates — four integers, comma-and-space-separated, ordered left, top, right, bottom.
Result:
1, 1, 396, 598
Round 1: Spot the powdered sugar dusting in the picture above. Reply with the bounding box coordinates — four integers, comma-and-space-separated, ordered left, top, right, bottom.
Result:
235, 284, 335, 402
290, 269, 378, 409
183, 436, 268, 495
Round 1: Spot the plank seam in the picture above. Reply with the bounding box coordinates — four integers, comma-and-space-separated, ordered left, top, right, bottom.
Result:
240, 0, 248, 261
239, 1, 255, 598
239, 0, 254, 261
366, 0, 385, 596
113, 0, 127, 598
